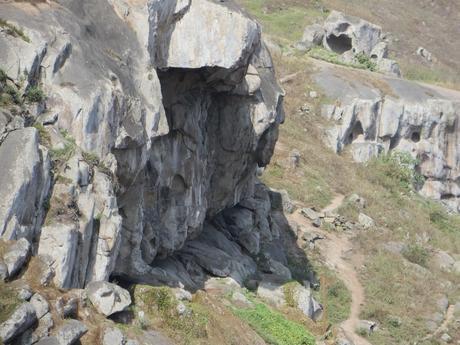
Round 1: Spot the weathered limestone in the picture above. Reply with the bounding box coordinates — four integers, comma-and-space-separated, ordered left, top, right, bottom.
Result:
0, 0, 284, 289
316, 64, 460, 211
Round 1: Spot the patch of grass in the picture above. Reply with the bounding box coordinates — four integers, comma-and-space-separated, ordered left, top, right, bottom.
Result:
133, 285, 209, 342
0, 18, 30, 43
401, 244, 429, 267
234, 302, 316, 345
236, 0, 327, 44
0, 282, 20, 324
24, 86, 45, 103
283, 281, 298, 308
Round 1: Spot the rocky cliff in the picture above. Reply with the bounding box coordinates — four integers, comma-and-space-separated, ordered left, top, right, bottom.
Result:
314, 62, 460, 211
0, 0, 285, 290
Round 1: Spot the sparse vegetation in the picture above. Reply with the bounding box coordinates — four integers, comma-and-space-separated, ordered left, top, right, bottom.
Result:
133, 285, 209, 343
236, 0, 327, 45
308, 47, 377, 72
234, 302, 316, 345
0, 18, 30, 43
33, 123, 51, 147
401, 244, 429, 267
0, 282, 20, 324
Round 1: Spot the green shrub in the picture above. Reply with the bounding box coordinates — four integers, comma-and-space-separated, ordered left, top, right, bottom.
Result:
355, 52, 377, 71
3, 84, 21, 105
234, 302, 316, 345
25, 86, 45, 103
365, 151, 424, 193
401, 244, 429, 267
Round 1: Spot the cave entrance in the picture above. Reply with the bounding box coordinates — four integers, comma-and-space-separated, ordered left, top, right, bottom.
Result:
411, 131, 421, 143
326, 34, 353, 54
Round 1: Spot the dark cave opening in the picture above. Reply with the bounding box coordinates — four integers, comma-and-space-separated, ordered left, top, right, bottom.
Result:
326, 34, 353, 54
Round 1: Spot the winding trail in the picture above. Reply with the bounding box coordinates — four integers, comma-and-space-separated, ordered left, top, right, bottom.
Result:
290, 194, 372, 345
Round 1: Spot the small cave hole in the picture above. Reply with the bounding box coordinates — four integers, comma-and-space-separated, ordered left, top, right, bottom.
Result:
411, 131, 421, 143
326, 34, 353, 54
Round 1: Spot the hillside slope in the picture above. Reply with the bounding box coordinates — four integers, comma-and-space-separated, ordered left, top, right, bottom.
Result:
236, 1, 460, 344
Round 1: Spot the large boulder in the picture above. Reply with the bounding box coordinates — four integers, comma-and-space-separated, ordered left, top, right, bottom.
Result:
86, 281, 132, 317
55, 320, 88, 345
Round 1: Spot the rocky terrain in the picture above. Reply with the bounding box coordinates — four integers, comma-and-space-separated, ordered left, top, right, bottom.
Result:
1, 1, 460, 345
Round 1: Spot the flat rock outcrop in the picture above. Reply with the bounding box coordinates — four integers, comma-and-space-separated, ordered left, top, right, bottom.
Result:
314, 62, 460, 211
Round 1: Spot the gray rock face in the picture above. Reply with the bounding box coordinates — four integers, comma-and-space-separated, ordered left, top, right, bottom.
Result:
3, 238, 31, 278
38, 224, 79, 289
55, 320, 87, 345
0, 0, 283, 288
86, 281, 131, 317
0, 302, 37, 343
0, 128, 50, 241
317, 66, 460, 211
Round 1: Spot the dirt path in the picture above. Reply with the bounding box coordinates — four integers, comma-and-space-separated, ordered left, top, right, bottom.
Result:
290, 194, 372, 345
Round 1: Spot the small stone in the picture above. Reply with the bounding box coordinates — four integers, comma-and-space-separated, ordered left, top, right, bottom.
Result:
358, 213, 374, 228
103, 328, 125, 345
174, 288, 192, 302
289, 149, 301, 168
176, 302, 188, 316
441, 333, 452, 343
55, 319, 88, 345
312, 218, 322, 228
301, 208, 321, 221
18, 287, 33, 301
30, 293, 50, 319
309, 91, 318, 99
